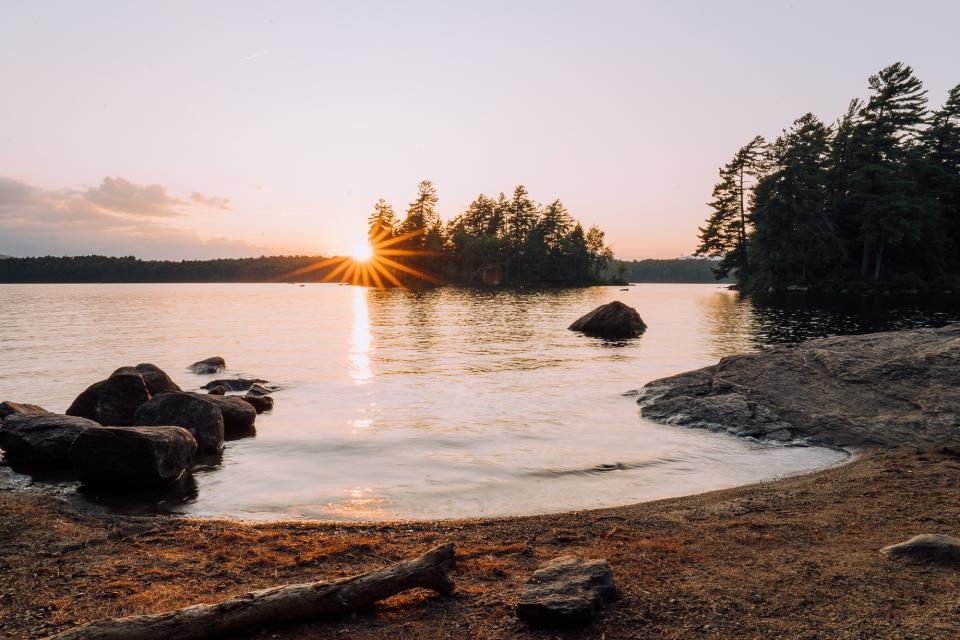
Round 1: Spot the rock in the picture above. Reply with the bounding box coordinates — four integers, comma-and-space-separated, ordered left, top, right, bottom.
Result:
133, 393, 224, 455
881, 534, 960, 565
207, 385, 226, 396
66, 369, 152, 426
246, 383, 272, 397
190, 357, 226, 374
189, 393, 257, 436
568, 301, 646, 339
637, 324, 960, 448
122, 363, 181, 395
240, 395, 274, 413
516, 557, 617, 626
0, 401, 49, 421
202, 378, 270, 393
70, 426, 197, 489
0, 414, 100, 467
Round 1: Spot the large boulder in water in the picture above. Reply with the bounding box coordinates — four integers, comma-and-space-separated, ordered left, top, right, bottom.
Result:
133, 392, 224, 455
0, 401, 49, 422
568, 301, 646, 339
189, 393, 257, 436
637, 324, 960, 448
70, 425, 197, 489
189, 356, 226, 374
123, 363, 181, 395
0, 414, 99, 467
66, 368, 152, 426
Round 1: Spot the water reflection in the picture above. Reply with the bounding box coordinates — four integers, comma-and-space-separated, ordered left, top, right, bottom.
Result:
349, 286, 372, 384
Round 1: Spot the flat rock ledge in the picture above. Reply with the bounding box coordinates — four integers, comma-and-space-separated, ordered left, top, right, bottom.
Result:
881, 534, 960, 565
636, 324, 960, 449
516, 556, 617, 627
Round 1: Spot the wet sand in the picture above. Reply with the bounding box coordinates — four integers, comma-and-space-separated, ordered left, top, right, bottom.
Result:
3, 447, 959, 639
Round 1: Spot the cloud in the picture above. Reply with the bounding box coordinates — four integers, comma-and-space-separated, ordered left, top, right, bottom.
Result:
0, 176, 268, 259
190, 192, 232, 210
84, 177, 186, 217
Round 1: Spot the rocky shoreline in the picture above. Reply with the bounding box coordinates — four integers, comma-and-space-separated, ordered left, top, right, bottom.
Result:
2, 326, 960, 638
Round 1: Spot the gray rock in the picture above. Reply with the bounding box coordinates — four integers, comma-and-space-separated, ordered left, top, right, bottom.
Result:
246, 383, 272, 397
119, 363, 181, 395
133, 392, 224, 455
207, 385, 226, 396
70, 426, 197, 489
66, 368, 152, 426
516, 556, 617, 626
202, 378, 270, 393
190, 356, 226, 374
0, 414, 100, 467
881, 534, 960, 565
189, 393, 257, 436
569, 301, 646, 339
637, 325, 960, 448
240, 395, 274, 413
0, 401, 49, 421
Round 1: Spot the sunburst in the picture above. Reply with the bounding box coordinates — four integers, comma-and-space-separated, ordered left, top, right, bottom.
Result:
281, 228, 442, 288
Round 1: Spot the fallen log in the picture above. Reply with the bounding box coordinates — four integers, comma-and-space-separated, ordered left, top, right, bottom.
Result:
47, 542, 456, 640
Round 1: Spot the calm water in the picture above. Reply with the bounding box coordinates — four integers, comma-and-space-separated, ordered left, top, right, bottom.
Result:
2, 283, 957, 521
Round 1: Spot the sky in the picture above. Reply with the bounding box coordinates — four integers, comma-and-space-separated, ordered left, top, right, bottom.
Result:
1, 0, 959, 260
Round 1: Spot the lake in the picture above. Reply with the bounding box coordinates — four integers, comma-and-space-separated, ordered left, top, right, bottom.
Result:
2, 283, 957, 520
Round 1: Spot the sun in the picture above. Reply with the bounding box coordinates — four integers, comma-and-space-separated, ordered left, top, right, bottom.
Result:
351, 241, 374, 262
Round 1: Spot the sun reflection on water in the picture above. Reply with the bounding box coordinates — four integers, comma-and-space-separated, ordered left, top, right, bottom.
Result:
349, 286, 372, 384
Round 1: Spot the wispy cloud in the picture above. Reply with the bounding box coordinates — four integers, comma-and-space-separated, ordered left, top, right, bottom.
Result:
238, 50, 269, 63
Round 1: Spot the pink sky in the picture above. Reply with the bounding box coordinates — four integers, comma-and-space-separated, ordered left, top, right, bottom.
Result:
1, 1, 959, 260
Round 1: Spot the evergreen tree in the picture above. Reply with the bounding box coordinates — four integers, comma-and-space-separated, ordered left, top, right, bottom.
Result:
750, 114, 834, 286
923, 85, 960, 273
696, 135, 767, 286
849, 62, 929, 280
367, 198, 396, 245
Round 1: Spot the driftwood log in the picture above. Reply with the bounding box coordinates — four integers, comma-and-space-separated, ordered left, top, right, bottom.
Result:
47, 543, 456, 640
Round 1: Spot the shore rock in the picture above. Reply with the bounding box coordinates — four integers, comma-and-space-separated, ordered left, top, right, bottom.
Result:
190, 356, 226, 374
881, 534, 960, 565
0, 401, 49, 421
0, 414, 100, 466
240, 395, 274, 413
66, 369, 152, 426
569, 301, 646, 339
121, 363, 181, 395
207, 385, 226, 396
71, 426, 197, 489
189, 393, 257, 436
133, 393, 224, 455
516, 556, 617, 626
202, 378, 270, 393
637, 325, 960, 448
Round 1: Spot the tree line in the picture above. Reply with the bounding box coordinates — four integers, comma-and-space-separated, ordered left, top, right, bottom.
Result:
367, 181, 614, 286
697, 62, 960, 292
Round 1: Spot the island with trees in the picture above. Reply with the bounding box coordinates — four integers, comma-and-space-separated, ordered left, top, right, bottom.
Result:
697, 62, 960, 293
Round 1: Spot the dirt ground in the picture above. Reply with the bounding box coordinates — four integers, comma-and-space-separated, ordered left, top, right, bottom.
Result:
2, 448, 959, 639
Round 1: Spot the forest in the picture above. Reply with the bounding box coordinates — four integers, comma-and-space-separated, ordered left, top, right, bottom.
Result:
697, 62, 960, 293
365, 182, 615, 286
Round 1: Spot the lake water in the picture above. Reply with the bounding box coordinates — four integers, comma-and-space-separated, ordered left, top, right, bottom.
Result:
2, 283, 957, 521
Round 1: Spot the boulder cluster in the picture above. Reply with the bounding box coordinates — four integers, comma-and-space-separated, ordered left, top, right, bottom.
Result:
0, 357, 277, 495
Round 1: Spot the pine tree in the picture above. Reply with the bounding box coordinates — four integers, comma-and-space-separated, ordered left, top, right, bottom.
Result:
696, 135, 767, 286
367, 198, 396, 245
399, 180, 440, 250
850, 62, 929, 280
923, 85, 960, 273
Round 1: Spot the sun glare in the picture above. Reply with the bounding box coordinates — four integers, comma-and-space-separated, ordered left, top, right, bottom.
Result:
351, 241, 374, 262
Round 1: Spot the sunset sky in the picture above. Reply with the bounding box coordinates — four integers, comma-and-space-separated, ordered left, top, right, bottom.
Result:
2, 1, 959, 260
